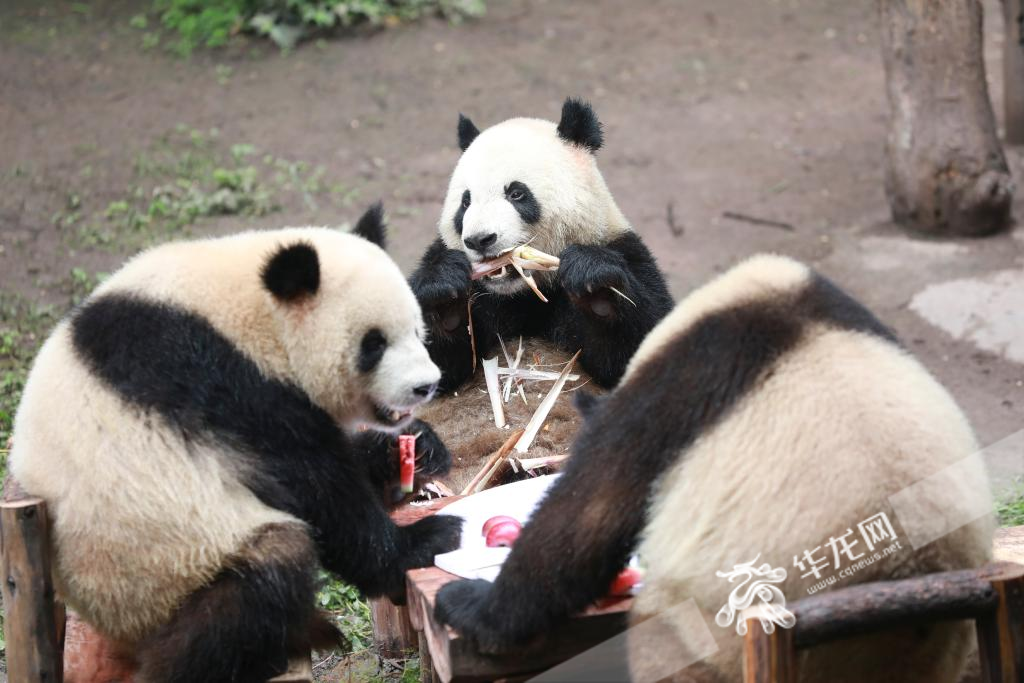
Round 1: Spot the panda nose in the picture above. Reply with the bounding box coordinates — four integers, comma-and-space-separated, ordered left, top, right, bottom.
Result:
413, 382, 438, 400
464, 233, 498, 253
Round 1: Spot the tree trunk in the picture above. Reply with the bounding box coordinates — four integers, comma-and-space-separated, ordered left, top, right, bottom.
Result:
1003, 0, 1024, 143
881, 0, 1013, 236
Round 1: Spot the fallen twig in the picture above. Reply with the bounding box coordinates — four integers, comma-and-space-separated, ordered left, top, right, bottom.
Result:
667, 201, 684, 237
722, 211, 794, 232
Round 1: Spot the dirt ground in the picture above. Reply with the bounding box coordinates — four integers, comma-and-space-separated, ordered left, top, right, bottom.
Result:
1, 0, 1022, 680
3, 0, 1021, 462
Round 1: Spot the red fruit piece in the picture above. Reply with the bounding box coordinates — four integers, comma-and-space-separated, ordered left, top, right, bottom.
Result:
398, 434, 416, 493
608, 567, 644, 596
485, 521, 521, 548
481, 515, 521, 537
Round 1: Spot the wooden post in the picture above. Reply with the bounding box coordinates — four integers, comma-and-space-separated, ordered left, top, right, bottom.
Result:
418, 631, 438, 683
369, 597, 417, 659
1, 497, 63, 682
1003, 0, 1024, 143
743, 619, 796, 683
976, 563, 1024, 683
880, 0, 1013, 236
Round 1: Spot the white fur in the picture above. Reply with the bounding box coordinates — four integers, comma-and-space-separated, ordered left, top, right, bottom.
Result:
438, 117, 631, 292
626, 255, 993, 682
10, 227, 437, 641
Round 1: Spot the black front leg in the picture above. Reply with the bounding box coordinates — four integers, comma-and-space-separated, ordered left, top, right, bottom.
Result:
409, 238, 487, 393
552, 233, 673, 387
433, 439, 645, 653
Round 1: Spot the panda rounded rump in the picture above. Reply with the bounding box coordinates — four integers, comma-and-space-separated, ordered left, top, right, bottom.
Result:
430, 254, 992, 683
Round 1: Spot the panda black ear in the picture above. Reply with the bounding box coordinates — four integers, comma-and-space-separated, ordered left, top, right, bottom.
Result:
261, 242, 320, 302
573, 390, 605, 420
556, 97, 603, 153
458, 113, 480, 152
352, 201, 387, 250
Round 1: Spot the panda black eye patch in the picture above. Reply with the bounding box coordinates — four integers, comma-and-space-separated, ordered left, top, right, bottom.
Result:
504, 181, 541, 224
454, 190, 471, 235
358, 328, 387, 373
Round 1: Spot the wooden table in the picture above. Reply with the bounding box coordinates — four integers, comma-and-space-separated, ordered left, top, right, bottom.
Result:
395, 498, 632, 683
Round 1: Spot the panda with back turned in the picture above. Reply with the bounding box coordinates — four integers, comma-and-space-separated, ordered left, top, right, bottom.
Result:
410, 98, 674, 392
9, 206, 463, 682
435, 254, 993, 682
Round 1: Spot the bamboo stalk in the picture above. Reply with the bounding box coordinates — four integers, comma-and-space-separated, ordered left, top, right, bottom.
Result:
460, 429, 525, 495
514, 350, 581, 454
482, 357, 505, 428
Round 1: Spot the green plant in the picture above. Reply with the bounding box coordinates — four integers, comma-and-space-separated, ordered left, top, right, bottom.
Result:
56, 126, 355, 252
997, 492, 1024, 527
145, 0, 485, 54
316, 573, 372, 651
155, 0, 245, 55
0, 294, 58, 450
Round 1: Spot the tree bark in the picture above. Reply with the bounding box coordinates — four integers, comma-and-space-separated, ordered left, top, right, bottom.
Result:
881, 0, 1013, 236
1004, 0, 1024, 143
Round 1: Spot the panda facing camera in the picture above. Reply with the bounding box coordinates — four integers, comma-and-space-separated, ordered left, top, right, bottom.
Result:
411, 97, 674, 392
9, 204, 463, 682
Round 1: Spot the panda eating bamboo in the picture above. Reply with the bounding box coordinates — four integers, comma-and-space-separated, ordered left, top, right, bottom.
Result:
410, 98, 674, 393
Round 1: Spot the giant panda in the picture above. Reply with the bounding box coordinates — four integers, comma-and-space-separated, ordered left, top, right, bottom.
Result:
9, 206, 463, 683
434, 254, 993, 682
410, 98, 674, 393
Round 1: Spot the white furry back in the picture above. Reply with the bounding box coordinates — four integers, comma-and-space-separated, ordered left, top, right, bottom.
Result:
630, 324, 992, 682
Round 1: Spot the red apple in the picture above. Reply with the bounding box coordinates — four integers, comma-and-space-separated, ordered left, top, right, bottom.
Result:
481, 515, 521, 537
485, 521, 522, 548
608, 566, 644, 596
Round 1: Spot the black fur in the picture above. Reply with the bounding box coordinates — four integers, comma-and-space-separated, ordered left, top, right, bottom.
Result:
556, 97, 604, 153
410, 233, 673, 392
136, 524, 338, 683
505, 181, 541, 224
358, 328, 387, 373
353, 419, 453, 506
352, 201, 387, 249
71, 294, 462, 606
433, 265, 903, 652
453, 190, 471, 236
799, 273, 898, 342
458, 113, 480, 152
261, 242, 320, 301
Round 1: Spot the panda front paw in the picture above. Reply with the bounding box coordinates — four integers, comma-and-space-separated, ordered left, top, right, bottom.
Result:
558, 245, 632, 321
403, 420, 452, 479
386, 515, 464, 603
390, 420, 452, 504
401, 514, 464, 567
434, 579, 519, 654
410, 247, 473, 335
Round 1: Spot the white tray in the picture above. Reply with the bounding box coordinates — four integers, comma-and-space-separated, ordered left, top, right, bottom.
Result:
434, 474, 560, 580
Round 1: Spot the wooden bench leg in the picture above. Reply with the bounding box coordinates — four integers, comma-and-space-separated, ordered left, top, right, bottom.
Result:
744, 620, 796, 683
370, 597, 417, 659
1, 497, 63, 683
976, 564, 1024, 683
418, 631, 439, 683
